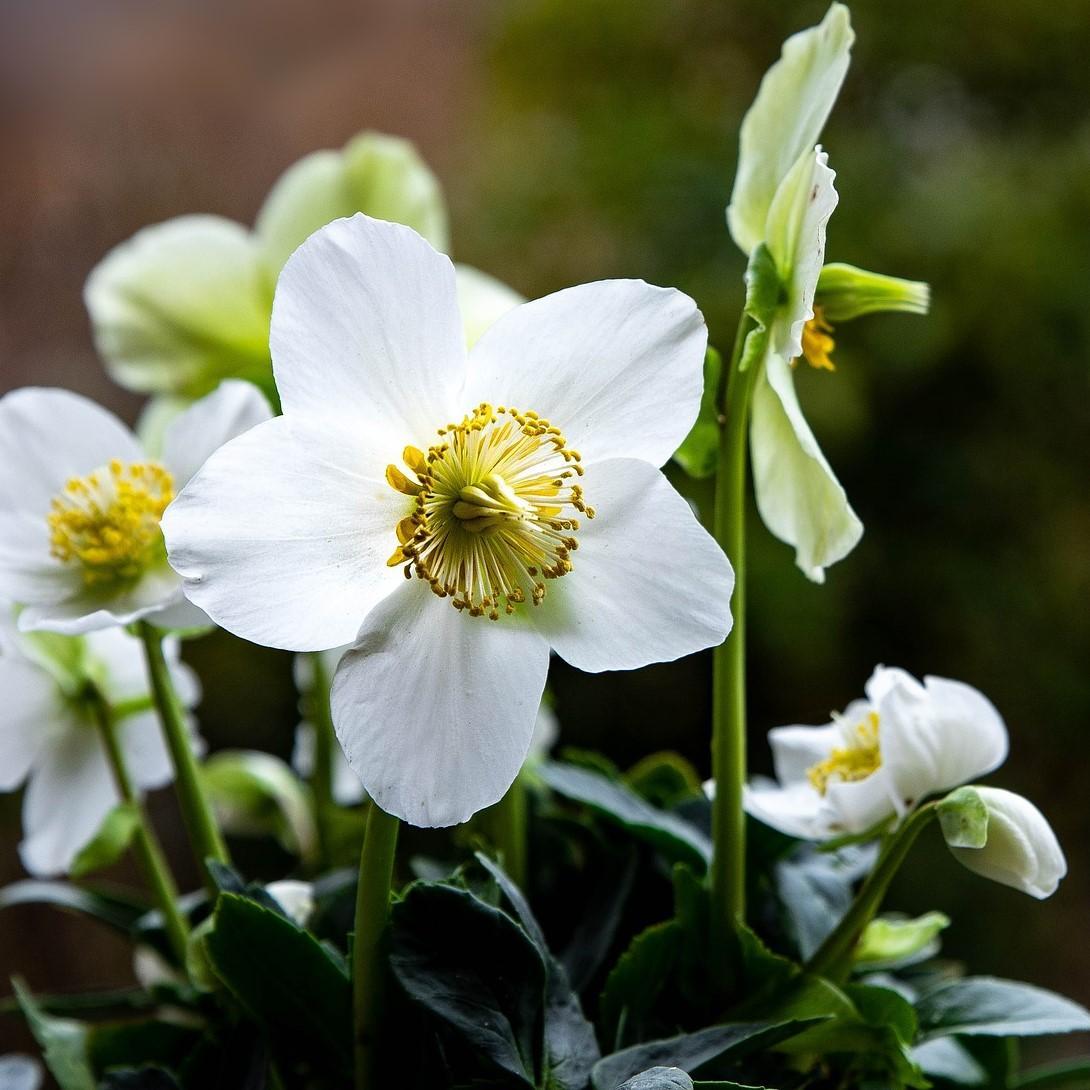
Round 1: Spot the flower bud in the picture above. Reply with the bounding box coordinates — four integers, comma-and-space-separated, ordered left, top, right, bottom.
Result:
940, 786, 1067, 899
815, 262, 930, 322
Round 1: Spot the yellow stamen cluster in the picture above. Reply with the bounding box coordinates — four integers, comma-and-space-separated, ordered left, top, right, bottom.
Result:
48, 460, 174, 585
807, 711, 881, 796
385, 403, 594, 620
797, 306, 836, 371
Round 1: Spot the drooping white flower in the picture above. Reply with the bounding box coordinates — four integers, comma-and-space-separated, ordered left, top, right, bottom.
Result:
744, 666, 1008, 840
0, 380, 270, 634
0, 609, 200, 875
85, 131, 521, 403
942, 786, 1067, 900
163, 213, 734, 828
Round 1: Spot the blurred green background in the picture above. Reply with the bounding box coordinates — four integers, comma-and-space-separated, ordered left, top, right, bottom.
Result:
1, 0, 1088, 1061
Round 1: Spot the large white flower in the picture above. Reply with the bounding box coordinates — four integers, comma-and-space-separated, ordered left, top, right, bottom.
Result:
163, 214, 734, 827
744, 666, 1008, 840
85, 130, 522, 404
0, 380, 270, 635
0, 610, 200, 875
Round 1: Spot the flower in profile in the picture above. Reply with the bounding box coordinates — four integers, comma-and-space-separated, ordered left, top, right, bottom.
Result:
722, 3, 928, 582
744, 666, 1008, 840
0, 381, 270, 634
939, 785, 1067, 899
0, 610, 199, 875
85, 131, 522, 411
163, 214, 734, 827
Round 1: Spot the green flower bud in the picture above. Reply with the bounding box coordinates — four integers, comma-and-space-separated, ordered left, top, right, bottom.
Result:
815, 262, 930, 322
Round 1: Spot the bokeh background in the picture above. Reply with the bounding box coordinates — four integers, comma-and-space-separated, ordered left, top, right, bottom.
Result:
2, 0, 1088, 1064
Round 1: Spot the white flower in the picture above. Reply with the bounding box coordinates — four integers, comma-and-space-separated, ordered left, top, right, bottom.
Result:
163, 213, 734, 828
0, 380, 270, 634
0, 610, 200, 875
85, 130, 521, 401
943, 786, 1067, 900
744, 666, 1008, 840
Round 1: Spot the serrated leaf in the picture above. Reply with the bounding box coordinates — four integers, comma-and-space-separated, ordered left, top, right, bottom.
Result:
917, 977, 1090, 1040
203, 892, 352, 1078
592, 1020, 819, 1090
69, 804, 139, 879
626, 753, 703, 809
0, 881, 147, 934
12, 979, 95, 1090
540, 762, 711, 870
619, 1068, 694, 1090
674, 347, 723, 479
599, 921, 682, 1050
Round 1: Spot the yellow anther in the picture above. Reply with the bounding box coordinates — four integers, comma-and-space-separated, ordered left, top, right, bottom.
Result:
386, 464, 421, 496
797, 306, 837, 372
807, 712, 881, 796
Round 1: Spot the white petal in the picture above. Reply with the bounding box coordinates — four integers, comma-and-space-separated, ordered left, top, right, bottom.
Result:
454, 264, 524, 348
948, 787, 1067, 899
144, 593, 212, 632
744, 777, 829, 840
162, 415, 404, 651
84, 215, 271, 398
464, 280, 707, 468
749, 350, 862, 582
529, 458, 733, 673
255, 132, 450, 275
266, 879, 316, 927
0, 514, 80, 607
865, 664, 925, 706
0, 658, 61, 791
270, 214, 464, 445
880, 673, 1009, 807
161, 380, 273, 488
727, 3, 853, 254
19, 727, 119, 876
0, 388, 143, 515
331, 580, 551, 827
117, 709, 197, 790
768, 721, 846, 786
825, 767, 899, 833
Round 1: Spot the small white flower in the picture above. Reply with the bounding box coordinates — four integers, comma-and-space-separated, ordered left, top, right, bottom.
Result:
0, 610, 200, 875
163, 214, 734, 828
744, 666, 1008, 840
944, 786, 1067, 900
0, 381, 270, 634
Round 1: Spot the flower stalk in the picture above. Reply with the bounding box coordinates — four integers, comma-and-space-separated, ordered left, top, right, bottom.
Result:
805, 802, 938, 982
481, 772, 529, 889
710, 313, 758, 940
90, 694, 189, 964
353, 803, 400, 1090
308, 652, 338, 869
137, 620, 229, 890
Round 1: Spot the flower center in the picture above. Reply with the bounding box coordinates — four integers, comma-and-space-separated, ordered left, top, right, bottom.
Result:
48, 460, 174, 586
385, 403, 594, 620
796, 306, 836, 371
807, 711, 881, 795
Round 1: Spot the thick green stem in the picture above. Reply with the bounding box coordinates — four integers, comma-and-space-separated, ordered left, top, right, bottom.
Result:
308, 652, 338, 869
482, 773, 528, 888
91, 698, 190, 964
710, 315, 758, 942
353, 803, 400, 1090
805, 803, 939, 982
137, 621, 229, 891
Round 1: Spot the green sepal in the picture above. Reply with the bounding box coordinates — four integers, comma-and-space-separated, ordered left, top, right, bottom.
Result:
816, 263, 930, 322
69, 803, 139, 879
938, 786, 990, 849
738, 243, 782, 374
673, 347, 723, 479
853, 912, 950, 970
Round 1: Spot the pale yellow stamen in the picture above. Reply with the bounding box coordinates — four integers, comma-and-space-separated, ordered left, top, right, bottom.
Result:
795, 305, 836, 372
384, 403, 594, 620
48, 460, 174, 585
807, 711, 881, 795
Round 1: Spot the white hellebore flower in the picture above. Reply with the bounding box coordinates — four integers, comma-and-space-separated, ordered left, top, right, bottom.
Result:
163, 214, 734, 827
943, 786, 1067, 900
0, 381, 271, 634
745, 666, 1008, 840
0, 612, 199, 875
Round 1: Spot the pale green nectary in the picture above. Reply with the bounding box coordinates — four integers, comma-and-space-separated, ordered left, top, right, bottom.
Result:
85, 131, 520, 401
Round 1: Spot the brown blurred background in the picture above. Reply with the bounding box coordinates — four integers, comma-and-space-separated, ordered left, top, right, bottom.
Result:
2, 0, 1089, 1063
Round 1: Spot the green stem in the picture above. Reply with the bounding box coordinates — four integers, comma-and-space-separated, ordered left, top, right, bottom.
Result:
710, 314, 758, 942
805, 803, 939, 982
91, 698, 190, 965
308, 653, 337, 869
137, 621, 229, 891
483, 773, 528, 888
353, 803, 400, 1090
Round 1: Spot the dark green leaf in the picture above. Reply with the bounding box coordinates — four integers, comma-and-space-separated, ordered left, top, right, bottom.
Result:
674, 347, 723, 479
12, 978, 95, 1090
846, 983, 918, 1046
909, 1038, 987, 1086
1012, 1058, 1090, 1088
69, 804, 139, 879
626, 754, 702, 810
0, 881, 147, 934
390, 881, 545, 1086
916, 977, 1090, 1040
592, 1021, 818, 1090
541, 762, 711, 870
85, 1019, 198, 1075
599, 921, 681, 1050
203, 892, 352, 1078
619, 1068, 694, 1090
